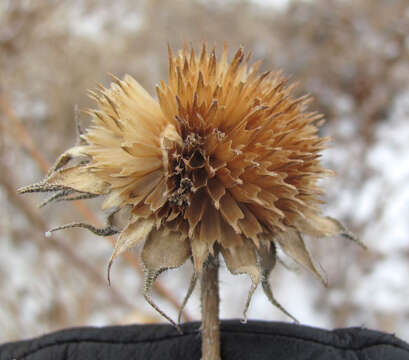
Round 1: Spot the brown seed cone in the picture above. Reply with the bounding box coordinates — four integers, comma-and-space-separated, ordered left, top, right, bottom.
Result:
18, 43, 364, 324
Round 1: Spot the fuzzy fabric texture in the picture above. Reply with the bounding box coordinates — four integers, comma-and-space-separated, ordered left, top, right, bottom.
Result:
1, 320, 408, 360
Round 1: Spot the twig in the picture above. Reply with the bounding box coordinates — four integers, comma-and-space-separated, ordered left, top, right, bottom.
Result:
201, 254, 221, 360
0, 172, 132, 309
0, 94, 192, 321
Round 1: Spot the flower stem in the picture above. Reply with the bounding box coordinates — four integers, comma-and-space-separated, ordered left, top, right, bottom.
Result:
201, 254, 221, 360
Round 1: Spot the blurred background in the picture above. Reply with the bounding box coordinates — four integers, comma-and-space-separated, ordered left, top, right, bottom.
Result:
1, 0, 409, 343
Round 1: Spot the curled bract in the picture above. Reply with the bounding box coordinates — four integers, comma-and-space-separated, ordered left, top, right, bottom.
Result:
19, 43, 364, 325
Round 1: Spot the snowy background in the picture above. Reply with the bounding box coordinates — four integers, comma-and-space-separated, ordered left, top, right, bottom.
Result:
1, 0, 409, 343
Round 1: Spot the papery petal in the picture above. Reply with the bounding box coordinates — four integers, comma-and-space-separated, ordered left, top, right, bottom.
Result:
221, 239, 260, 322
298, 214, 366, 248
141, 229, 190, 331
107, 218, 154, 282
190, 235, 210, 273
257, 239, 298, 322
276, 227, 326, 285
46, 166, 109, 194
141, 229, 190, 271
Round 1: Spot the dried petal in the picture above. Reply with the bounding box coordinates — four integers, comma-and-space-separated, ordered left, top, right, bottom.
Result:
221, 239, 260, 322
190, 235, 210, 273
299, 214, 366, 248
141, 229, 190, 271
257, 240, 298, 322
178, 270, 198, 324
276, 227, 327, 285
141, 229, 190, 328
46, 166, 109, 194
107, 218, 154, 283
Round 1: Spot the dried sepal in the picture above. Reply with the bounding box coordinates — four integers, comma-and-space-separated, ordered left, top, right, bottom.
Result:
39, 189, 99, 208
178, 268, 198, 325
276, 227, 327, 286
324, 216, 366, 249
47, 221, 119, 238
258, 240, 298, 322
45, 166, 109, 195
107, 218, 154, 283
143, 268, 182, 333
141, 229, 191, 271
18, 182, 65, 194
298, 214, 366, 251
141, 229, 190, 327
190, 235, 210, 273
106, 205, 133, 230
46, 145, 89, 176
220, 239, 261, 323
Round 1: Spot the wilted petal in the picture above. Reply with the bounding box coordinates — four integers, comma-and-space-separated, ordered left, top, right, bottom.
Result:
221, 239, 260, 322
257, 239, 298, 322
47, 145, 89, 175
299, 214, 366, 248
39, 190, 99, 208
178, 270, 198, 325
190, 235, 210, 273
141, 229, 190, 330
207, 177, 225, 209
142, 269, 181, 332
238, 204, 263, 246
141, 229, 190, 271
102, 188, 125, 210
219, 191, 245, 233
46, 166, 109, 194
106, 205, 132, 230
276, 227, 327, 285
199, 201, 222, 250
219, 218, 244, 248
107, 218, 154, 283
185, 188, 207, 237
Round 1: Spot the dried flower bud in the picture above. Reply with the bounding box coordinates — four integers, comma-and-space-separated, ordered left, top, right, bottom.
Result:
19, 43, 364, 326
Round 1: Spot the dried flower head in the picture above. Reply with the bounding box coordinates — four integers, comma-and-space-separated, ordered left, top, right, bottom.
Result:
19, 43, 363, 326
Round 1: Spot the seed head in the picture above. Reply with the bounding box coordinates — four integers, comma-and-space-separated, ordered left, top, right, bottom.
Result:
19, 43, 363, 325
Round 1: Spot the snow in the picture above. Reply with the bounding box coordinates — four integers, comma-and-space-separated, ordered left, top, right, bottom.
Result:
355, 256, 409, 313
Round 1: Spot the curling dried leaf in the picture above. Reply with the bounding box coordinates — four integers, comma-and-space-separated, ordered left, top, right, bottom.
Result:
48, 221, 119, 238
276, 227, 326, 285
46, 166, 109, 194
143, 268, 181, 332
301, 214, 366, 248
178, 270, 198, 325
48, 145, 89, 175
258, 239, 298, 322
107, 218, 154, 282
141, 229, 190, 332
40, 190, 99, 208
221, 239, 261, 322
107, 205, 132, 230
141, 229, 190, 271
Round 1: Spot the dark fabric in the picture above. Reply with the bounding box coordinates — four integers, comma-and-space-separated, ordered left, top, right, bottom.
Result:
1, 320, 408, 360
